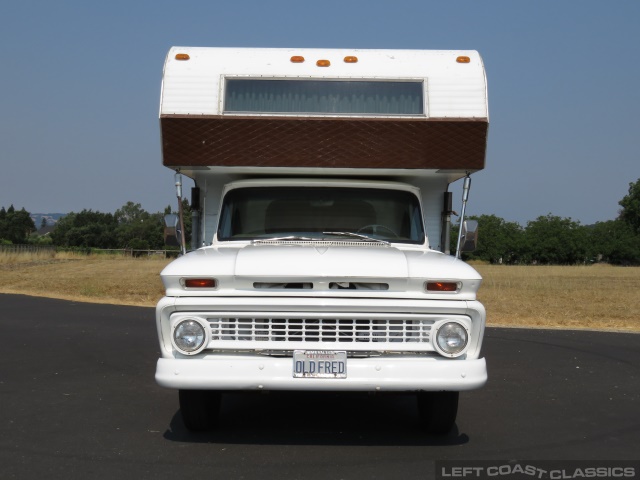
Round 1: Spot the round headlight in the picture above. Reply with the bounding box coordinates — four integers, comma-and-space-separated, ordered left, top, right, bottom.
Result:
173, 319, 206, 354
434, 322, 469, 357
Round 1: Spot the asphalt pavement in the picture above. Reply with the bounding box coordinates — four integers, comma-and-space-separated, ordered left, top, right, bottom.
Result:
1, 294, 638, 479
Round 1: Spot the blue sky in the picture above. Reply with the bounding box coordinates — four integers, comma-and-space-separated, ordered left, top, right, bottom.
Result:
1, 0, 638, 226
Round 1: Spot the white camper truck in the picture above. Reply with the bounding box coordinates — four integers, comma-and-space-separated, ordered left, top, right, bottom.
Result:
155, 47, 489, 434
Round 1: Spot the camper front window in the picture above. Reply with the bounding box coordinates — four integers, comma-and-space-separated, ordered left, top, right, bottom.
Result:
224, 79, 425, 116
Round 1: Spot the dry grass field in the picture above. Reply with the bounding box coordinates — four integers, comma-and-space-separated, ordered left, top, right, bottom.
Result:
0, 251, 638, 332
0, 251, 167, 307
473, 263, 640, 332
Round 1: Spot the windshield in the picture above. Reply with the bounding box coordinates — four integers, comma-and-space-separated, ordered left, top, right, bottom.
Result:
217, 187, 425, 244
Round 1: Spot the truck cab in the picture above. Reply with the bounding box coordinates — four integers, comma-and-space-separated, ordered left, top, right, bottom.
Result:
155, 47, 489, 434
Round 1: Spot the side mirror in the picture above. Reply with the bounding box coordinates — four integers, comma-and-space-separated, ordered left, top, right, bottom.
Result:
163, 214, 181, 247
460, 220, 479, 252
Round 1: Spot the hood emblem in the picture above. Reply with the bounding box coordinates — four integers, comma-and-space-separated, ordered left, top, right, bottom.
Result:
314, 246, 329, 255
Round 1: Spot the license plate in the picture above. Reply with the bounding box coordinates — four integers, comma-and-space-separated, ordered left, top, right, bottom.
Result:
293, 350, 347, 378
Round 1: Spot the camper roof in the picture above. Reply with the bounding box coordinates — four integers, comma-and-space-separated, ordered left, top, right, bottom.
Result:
160, 47, 488, 179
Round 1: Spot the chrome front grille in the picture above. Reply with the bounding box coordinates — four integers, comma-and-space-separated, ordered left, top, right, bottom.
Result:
207, 317, 433, 344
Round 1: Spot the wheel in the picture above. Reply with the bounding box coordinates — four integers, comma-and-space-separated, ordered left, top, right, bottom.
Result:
357, 224, 399, 238
178, 390, 221, 431
417, 391, 459, 434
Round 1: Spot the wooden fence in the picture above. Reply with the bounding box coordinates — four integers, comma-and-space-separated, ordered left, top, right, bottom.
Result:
0, 244, 56, 254
0, 244, 179, 258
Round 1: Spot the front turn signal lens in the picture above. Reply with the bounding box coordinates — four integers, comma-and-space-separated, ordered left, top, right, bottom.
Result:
183, 278, 217, 288
425, 281, 459, 292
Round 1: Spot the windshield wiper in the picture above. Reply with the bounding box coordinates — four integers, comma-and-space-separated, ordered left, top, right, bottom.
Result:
322, 231, 390, 246
253, 235, 317, 243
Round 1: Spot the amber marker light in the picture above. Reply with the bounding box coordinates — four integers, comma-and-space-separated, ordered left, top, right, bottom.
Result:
316, 59, 331, 67
456, 56, 471, 64
290, 55, 305, 63
426, 281, 459, 292
344, 56, 358, 63
184, 278, 217, 288
175, 53, 190, 61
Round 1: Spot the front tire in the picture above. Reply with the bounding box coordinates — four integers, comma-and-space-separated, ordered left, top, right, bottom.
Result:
417, 391, 459, 434
178, 390, 221, 431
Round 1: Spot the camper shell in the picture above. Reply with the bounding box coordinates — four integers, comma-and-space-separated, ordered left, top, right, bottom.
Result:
155, 47, 489, 434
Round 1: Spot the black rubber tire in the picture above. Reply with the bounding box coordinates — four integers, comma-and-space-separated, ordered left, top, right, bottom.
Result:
417, 391, 459, 434
178, 390, 221, 431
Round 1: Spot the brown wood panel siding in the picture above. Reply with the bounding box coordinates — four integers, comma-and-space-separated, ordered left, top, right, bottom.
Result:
161, 117, 487, 170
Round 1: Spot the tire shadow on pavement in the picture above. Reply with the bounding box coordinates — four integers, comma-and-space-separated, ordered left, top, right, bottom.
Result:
162, 391, 471, 447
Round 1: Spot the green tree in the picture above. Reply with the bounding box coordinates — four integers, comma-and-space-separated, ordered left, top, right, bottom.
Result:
181, 198, 193, 246
28, 231, 53, 246
464, 214, 524, 264
50, 210, 119, 248
114, 201, 147, 224
0, 207, 5, 242
524, 214, 589, 264
114, 201, 164, 250
618, 178, 640, 234
0, 205, 36, 244
587, 220, 640, 265
50, 203, 176, 250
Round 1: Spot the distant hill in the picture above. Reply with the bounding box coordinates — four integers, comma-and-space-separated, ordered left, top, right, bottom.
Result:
31, 213, 66, 227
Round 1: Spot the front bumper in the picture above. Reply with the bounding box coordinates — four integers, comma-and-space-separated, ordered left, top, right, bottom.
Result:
155, 355, 487, 392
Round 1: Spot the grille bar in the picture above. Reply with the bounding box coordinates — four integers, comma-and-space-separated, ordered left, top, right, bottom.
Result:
208, 317, 432, 344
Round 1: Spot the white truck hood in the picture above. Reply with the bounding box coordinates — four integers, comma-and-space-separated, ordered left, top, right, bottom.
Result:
235, 244, 408, 277
161, 244, 482, 300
